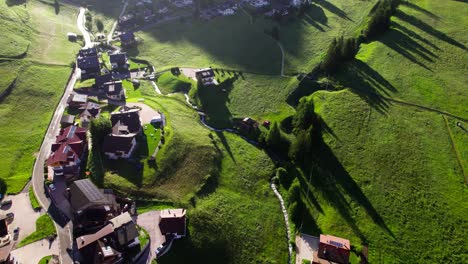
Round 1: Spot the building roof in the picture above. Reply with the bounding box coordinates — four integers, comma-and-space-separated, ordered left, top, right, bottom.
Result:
47, 125, 87, 166
102, 135, 135, 154
110, 108, 141, 134
79, 102, 101, 119
103, 81, 123, 96
79, 48, 98, 58
195, 68, 215, 79
69, 179, 111, 212
77, 56, 100, 70
76, 224, 114, 250
159, 209, 186, 235
119, 32, 135, 43
95, 74, 113, 88
70, 93, 88, 104
110, 212, 138, 245
61, 114, 75, 125
319, 234, 350, 250
109, 53, 127, 66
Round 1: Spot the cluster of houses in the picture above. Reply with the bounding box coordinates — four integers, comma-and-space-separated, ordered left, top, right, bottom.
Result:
40, 46, 187, 262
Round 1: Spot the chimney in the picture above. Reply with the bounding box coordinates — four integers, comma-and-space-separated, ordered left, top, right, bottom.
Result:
80, 237, 85, 245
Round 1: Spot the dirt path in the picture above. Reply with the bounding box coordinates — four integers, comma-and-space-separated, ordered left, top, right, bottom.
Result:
107, 0, 129, 44
442, 115, 467, 184
271, 181, 293, 263
77, 7, 93, 48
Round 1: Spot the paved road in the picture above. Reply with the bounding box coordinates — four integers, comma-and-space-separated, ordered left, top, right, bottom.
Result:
136, 211, 164, 261
78, 7, 93, 48
31, 70, 77, 264
3, 193, 42, 243
10, 239, 59, 264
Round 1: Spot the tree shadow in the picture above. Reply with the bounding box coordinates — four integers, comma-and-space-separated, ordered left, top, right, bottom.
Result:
391, 22, 441, 51
215, 131, 236, 163
194, 78, 234, 128
299, 135, 395, 240
315, 0, 353, 21
5, 0, 26, 7
396, 11, 467, 50
103, 158, 144, 188
301, 4, 329, 32
379, 28, 438, 70
335, 60, 396, 114
400, 1, 439, 19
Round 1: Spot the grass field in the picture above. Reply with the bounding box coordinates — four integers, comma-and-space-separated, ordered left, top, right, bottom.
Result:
133, 13, 281, 74
0, 0, 81, 193
160, 133, 288, 264
189, 72, 297, 128
0, 64, 72, 193
18, 214, 56, 247
295, 89, 467, 262
156, 72, 195, 95
334, 0, 468, 118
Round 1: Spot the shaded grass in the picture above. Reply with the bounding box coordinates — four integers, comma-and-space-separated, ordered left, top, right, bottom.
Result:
18, 214, 55, 247
160, 133, 288, 264
298, 89, 468, 263
0, 64, 72, 193
156, 72, 194, 95
28, 186, 41, 210
38, 255, 53, 264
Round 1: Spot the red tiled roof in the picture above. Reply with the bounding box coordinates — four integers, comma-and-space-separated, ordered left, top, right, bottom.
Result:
47, 125, 87, 166
319, 234, 350, 250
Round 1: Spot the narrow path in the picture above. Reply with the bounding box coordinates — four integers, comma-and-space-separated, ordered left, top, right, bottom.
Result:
270, 181, 293, 263
276, 41, 286, 77
77, 7, 93, 48
442, 115, 467, 184
151, 81, 162, 95
107, 0, 129, 44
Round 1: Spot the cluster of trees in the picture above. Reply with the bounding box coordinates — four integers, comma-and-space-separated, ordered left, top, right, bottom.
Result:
320, 36, 359, 73
289, 98, 321, 162
361, 0, 401, 40
87, 117, 112, 187
261, 122, 291, 157
320, 0, 401, 73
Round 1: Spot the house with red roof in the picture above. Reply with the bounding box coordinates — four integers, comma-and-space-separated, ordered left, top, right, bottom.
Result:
47, 125, 88, 178
158, 208, 186, 239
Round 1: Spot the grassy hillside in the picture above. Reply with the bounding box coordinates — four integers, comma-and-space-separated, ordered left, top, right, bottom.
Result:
0, 64, 72, 193
134, 13, 281, 74
160, 133, 288, 264
190, 73, 297, 127
280, 0, 378, 73
335, 0, 467, 118
299, 89, 467, 262
103, 95, 221, 201
0, 0, 80, 193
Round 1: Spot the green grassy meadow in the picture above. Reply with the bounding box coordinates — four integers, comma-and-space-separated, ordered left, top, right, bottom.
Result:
160, 133, 288, 264
295, 89, 467, 263
0, 0, 81, 193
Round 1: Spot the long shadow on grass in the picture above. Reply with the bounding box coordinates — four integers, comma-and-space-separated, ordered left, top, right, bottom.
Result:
301, 4, 329, 32
400, 1, 439, 19
315, 0, 353, 21
195, 78, 234, 128
396, 11, 467, 50
379, 28, 437, 71
335, 60, 396, 114
300, 136, 395, 240
215, 131, 236, 163
392, 22, 441, 51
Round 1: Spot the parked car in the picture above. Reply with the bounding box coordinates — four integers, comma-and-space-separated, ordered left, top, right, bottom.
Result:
1, 200, 12, 207
155, 244, 165, 255
6, 213, 13, 219
13, 227, 19, 234
49, 184, 56, 191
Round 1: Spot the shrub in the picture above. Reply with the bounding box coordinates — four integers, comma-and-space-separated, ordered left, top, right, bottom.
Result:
89, 116, 112, 146
266, 122, 291, 155
288, 178, 301, 205
96, 19, 104, 32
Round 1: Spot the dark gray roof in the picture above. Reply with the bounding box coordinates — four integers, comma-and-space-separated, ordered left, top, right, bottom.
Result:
104, 81, 123, 96
70, 179, 111, 212
79, 48, 98, 58
195, 68, 215, 79
110, 108, 141, 134
61, 114, 75, 125
77, 56, 100, 70
109, 53, 127, 65
102, 135, 135, 153
95, 74, 113, 87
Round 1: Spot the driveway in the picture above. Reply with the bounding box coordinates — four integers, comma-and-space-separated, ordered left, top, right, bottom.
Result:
126, 102, 161, 124
295, 233, 319, 264
10, 239, 58, 264
77, 7, 93, 48
2, 193, 42, 243
180, 67, 198, 81
136, 211, 165, 260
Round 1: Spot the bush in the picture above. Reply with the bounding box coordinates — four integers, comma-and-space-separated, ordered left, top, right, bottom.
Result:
361, 0, 401, 40
288, 178, 300, 205
265, 122, 290, 155
96, 19, 104, 32
89, 116, 112, 146
320, 36, 359, 73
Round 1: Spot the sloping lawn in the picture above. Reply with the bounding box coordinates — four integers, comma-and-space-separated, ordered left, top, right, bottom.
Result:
0, 64, 72, 193
18, 214, 55, 247
295, 89, 468, 263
